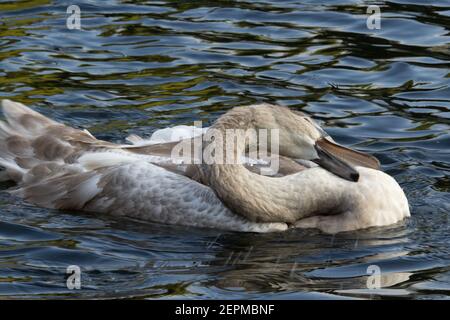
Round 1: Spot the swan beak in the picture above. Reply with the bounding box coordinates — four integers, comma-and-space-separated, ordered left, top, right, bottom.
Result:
313, 138, 381, 182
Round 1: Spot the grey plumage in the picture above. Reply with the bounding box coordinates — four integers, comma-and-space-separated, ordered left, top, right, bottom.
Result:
0, 100, 410, 233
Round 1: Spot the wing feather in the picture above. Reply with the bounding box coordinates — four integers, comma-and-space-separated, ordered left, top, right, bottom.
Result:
0, 100, 287, 232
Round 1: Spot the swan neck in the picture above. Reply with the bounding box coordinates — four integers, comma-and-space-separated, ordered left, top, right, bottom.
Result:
203, 109, 342, 223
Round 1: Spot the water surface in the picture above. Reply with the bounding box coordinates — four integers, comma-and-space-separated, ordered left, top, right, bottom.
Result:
0, 0, 449, 299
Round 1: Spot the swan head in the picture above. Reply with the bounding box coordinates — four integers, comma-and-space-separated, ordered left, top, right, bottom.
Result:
248, 103, 381, 182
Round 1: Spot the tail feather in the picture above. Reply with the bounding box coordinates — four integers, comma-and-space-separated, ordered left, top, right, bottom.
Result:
0, 99, 105, 183
1, 99, 57, 136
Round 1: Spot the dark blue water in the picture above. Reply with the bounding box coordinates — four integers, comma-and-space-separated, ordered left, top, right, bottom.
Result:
0, 0, 449, 299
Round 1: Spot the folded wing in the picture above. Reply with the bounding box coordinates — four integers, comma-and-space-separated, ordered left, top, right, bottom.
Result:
0, 100, 287, 232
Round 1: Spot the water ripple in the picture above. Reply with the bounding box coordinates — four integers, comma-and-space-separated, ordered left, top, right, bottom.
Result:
0, 0, 449, 299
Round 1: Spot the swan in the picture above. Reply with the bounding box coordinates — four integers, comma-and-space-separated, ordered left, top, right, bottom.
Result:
0, 99, 410, 233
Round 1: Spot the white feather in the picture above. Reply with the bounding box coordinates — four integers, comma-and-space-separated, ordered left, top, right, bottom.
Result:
126, 125, 207, 146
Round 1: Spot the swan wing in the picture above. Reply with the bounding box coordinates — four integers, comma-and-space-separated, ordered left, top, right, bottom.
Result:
10, 151, 285, 232
0, 100, 287, 232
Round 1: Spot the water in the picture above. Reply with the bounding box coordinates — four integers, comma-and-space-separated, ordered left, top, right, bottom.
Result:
0, 0, 449, 299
